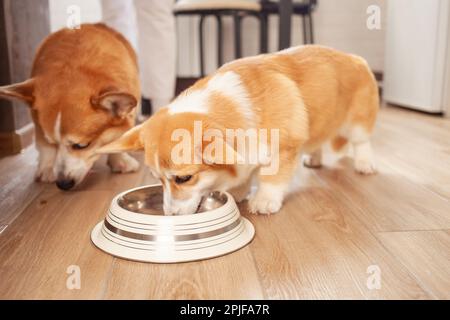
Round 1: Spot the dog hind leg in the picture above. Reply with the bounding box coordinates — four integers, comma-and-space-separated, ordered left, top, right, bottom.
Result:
303, 148, 322, 168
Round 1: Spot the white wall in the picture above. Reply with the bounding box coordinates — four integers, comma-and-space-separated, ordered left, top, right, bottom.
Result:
49, 0, 386, 77
49, 0, 102, 32
314, 0, 386, 71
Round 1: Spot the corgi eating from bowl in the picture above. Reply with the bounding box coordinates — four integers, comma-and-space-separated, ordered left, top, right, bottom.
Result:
99, 45, 379, 215
0, 24, 140, 190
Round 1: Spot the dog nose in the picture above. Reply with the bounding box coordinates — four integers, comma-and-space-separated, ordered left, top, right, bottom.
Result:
56, 179, 75, 191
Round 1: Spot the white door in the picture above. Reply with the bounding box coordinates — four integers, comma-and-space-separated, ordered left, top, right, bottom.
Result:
384, 0, 450, 113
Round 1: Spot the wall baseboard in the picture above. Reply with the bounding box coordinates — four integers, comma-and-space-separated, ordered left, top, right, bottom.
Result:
0, 123, 34, 157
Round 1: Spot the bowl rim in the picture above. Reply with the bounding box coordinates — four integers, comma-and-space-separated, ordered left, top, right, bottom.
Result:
91, 217, 255, 264
109, 184, 238, 225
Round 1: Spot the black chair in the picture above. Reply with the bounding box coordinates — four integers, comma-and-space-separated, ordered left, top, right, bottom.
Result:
260, 0, 317, 53
174, 0, 317, 77
174, 1, 262, 77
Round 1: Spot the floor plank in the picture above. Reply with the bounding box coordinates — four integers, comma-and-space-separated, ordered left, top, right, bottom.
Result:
314, 159, 450, 232
0, 189, 114, 299
0, 147, 45, 227
374, 106, 450, 199
377, 230, 450, 299
0, 154, 147, 299
247, 186, 429, 299
103, 247, 264, 300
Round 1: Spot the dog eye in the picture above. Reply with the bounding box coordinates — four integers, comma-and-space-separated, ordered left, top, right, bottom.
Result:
174, 175, 192, 184
72, 142, 90, 150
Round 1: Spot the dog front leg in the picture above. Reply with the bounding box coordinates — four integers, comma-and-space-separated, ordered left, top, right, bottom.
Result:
35, 128, 57, 183
107, 153, 140, 173
248, 152, 298, 215
248, 180, 289, 215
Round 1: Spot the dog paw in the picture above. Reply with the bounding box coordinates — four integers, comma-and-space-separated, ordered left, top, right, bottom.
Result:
248, 193, 282, 215
35, 166, 56, 183
303, 155, 322, 169
108, 154, 140, 174
354, 159, 377, 175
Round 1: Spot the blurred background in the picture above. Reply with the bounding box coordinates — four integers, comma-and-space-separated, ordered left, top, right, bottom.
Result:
48, 0, 386, 76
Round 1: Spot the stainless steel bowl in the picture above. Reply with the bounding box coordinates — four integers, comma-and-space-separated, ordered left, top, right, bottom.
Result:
91, 184, 255, 263
117, 185, 227, 215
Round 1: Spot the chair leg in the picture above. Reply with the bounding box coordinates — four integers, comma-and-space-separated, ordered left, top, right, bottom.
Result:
233, 12, 242, 59
302, 15, 308, 44
308, 13, 314, 44
199, 14, 206, 77
259, 13, 269, 54
215, 14, 223, 68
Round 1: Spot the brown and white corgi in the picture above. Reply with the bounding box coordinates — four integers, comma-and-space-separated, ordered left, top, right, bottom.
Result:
0, 23, 140, 190
99, 45, 379, 215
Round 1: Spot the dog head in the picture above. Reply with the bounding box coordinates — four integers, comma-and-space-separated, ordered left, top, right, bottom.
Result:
97, 109, 244, 215
0, 79, 138, 190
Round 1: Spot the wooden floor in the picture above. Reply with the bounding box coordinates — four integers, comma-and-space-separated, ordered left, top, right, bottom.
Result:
0, 105, 449, 300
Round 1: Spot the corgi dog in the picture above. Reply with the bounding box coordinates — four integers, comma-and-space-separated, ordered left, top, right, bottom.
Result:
99, 45, 379, 215
0, 24, 140, 190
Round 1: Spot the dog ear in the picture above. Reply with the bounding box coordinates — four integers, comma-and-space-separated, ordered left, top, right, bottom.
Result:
91, 90, 137, 118
0, 79, 35, 104
96, 124, 144, 154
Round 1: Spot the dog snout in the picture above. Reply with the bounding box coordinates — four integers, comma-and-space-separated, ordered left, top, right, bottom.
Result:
163, 202, 178, 215
56, 178, 76, 191
163, 200, 201, 216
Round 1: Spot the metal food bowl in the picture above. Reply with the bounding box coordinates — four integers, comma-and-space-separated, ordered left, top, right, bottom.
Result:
91, 185, 255, 263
